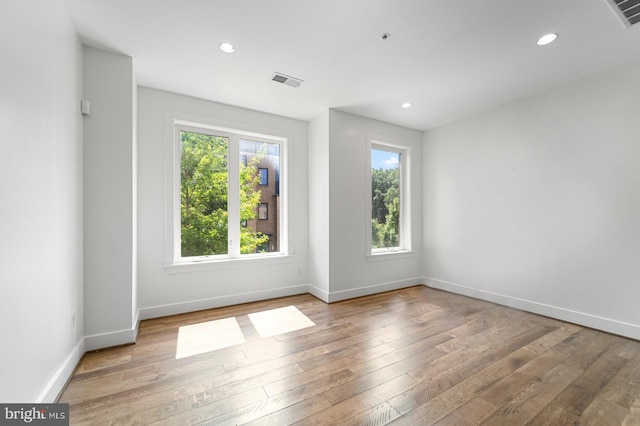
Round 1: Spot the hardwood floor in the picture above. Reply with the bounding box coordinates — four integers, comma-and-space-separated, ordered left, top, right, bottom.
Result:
59, 286, 640, 425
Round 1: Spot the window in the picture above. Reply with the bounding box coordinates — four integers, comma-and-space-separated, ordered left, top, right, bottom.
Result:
180, 130, 229, 257
172, 122, 285, 264
258, 203, 268, 220
258, 168, 268, 185
368, 140, 410, 255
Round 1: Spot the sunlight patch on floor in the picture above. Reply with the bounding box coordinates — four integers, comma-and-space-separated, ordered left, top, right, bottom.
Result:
176, 317, 246, 359
248, 305, 316, 338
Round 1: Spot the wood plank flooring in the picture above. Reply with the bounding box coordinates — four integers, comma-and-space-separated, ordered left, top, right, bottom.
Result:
58, 286, 640, 425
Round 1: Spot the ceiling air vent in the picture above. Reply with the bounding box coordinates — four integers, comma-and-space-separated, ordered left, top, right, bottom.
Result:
271, 72, 303, 88
606, 0, 640, 27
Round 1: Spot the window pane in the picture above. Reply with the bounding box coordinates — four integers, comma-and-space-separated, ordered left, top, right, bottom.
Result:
371, 148, 400, 249
259, 168, 268, 185
239, 139, 280, 254
180, 130, 229, 257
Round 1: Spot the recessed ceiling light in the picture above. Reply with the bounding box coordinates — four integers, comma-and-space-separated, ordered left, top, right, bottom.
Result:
536, 33, 558, 46
402, 102, 412, 109
219, 42, 236, 53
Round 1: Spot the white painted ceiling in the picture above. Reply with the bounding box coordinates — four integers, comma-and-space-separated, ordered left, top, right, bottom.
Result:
63, 0, 640, 131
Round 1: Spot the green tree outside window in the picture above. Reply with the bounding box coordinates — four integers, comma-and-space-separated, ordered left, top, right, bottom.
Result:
180, 131, 268, 257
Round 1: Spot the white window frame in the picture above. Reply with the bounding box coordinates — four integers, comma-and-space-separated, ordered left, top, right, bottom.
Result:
366, 136, 412, 259
165, 116, 289, 272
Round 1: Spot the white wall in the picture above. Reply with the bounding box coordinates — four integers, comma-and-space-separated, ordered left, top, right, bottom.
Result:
0, 0, 84, 402
423, 62, 640, 339
137, 87, 309, 318
83, 46, 137, 349
309, 110, 423, 301
308, 112, 330, 298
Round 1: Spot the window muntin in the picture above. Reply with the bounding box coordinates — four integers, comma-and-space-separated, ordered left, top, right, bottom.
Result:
174, 123, 285, 263
369, 141, 410, 254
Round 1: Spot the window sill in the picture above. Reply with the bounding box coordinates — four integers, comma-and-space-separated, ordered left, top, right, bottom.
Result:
164, 254, 294, 274
366, 250, 415, 262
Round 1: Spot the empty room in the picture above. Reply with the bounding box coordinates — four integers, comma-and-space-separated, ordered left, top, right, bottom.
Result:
1, 0, 639, 424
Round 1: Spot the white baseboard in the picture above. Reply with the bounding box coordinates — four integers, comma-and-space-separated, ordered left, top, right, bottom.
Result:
324, 277, 423, 303
138, 284, 309, 320
37, 338, 85, 403
423, 277, 640, 341
34, 279, 415, 404
35, 276, 639, 404
84, 326, 138, 351
307, 285, 329, 303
